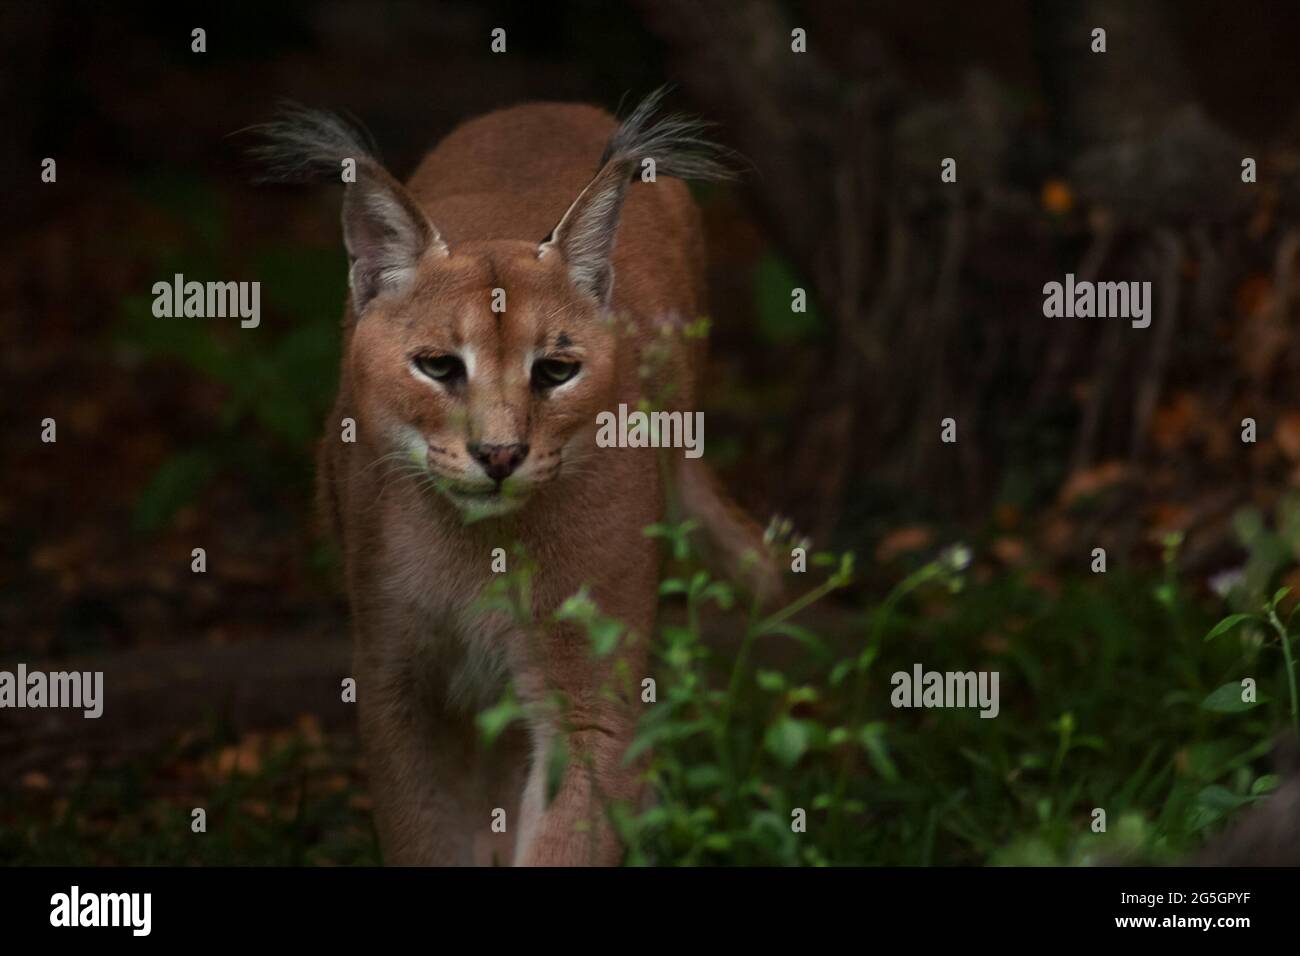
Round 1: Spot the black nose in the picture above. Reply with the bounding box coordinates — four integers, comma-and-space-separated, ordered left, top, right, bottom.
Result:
469, 442, 529, 482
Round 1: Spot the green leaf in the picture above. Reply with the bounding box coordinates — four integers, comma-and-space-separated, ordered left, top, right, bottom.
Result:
1197, 784, 1253, 813
859, 722, 901, 783
1199, 681, 1261, 713
588, 618, 623, 657
702, 581, 735, 610
702, 833, 731, 852
624, 718, 711, 764
476, 693, 525, 747
545, 736, 569, 806
754, 620, 830, 657
660, 625, 697, 649
764, 717, 812, 768
755, 670, 786, 693
787, 685, 819, 706
683, 764, 725, 792
1203, 614, 1256, 642
1251, 774, 1280, 796
682, 317, 712, 340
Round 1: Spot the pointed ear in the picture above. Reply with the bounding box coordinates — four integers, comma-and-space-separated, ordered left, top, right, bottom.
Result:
343, 163, 448, 315
538, 158, 631, 306
245, 104, 450, 317
536, 88, 735, 306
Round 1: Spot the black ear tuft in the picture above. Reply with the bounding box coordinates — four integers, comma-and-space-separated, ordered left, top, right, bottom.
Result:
599, 85, 739, 184
243, 103, 447, 316
539, 88, 737, 305
243, 103, 380, 184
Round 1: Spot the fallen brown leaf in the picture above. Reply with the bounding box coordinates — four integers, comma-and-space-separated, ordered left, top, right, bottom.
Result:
875, 526, 933, 563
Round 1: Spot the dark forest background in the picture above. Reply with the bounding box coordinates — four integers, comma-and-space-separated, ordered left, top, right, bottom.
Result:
5, 0, 1300, 865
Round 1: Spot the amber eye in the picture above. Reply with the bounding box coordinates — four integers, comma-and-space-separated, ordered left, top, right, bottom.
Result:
413, 354, 466, 384
532, 359, 581, 389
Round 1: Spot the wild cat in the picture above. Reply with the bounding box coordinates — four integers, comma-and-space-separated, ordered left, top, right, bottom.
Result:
254, 89, 779, 865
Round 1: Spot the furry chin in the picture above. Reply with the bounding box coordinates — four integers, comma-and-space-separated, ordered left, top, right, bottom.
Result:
438, 486, 528, 522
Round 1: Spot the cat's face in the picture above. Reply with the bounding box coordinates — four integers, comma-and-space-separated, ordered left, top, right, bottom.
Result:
349, 240, 618, 520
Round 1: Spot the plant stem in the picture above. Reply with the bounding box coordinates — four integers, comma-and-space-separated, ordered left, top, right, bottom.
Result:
716, 586, 765, 788
717, 567, 850, 806
1266, 606, 1300, 736
829, 563, 942, 853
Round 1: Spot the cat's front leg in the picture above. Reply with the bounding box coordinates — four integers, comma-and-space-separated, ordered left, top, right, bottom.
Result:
514, 720, 633, 866
511, 625, 646, 866
354, 631, 525, 866
354, 643, 470, 865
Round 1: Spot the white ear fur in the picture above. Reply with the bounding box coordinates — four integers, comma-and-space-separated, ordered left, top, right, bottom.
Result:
538, 159, 631, 306
342, 163, 448, 315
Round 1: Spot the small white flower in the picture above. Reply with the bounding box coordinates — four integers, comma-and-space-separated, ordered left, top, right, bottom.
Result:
941, 543, 972, 572
1208, 567, 1245, 599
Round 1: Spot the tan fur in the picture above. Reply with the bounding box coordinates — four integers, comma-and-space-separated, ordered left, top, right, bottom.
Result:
314, 101, 774, 865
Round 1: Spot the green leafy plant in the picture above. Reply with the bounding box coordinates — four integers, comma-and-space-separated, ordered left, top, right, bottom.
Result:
474, 519, 1292, 866
1203, 585, 1299, 735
